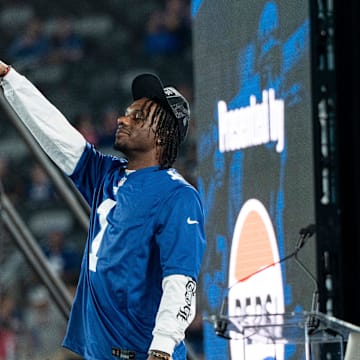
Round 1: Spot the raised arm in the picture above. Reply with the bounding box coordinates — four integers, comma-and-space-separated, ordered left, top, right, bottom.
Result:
0, 61, 86, 175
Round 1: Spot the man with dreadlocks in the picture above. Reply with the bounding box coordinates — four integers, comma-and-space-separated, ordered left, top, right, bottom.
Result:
0, 61, 206, 360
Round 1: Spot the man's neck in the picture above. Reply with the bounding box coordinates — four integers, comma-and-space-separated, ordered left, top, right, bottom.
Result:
126, 158, 160, 170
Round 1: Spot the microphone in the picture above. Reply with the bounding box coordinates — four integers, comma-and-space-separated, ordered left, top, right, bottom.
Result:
299, 224, 316, 237
296, 224, 316, 250
214, 295, 231, 340
293, 224, 320, 334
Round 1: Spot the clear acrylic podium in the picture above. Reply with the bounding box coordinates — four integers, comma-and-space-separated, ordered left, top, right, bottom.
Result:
205, 311, 360, 359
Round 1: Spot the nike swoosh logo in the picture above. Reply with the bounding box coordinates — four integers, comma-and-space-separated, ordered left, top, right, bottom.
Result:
187, 217, 199, 225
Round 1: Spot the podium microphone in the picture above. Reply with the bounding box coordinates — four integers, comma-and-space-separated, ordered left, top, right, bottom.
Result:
294, 224, 320, 334
214, 295, 231, 339
296, 224, 316, 250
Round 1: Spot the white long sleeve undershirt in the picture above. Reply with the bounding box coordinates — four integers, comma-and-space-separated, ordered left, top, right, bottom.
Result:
150, 274, 197, 355
1, 68, 86, 175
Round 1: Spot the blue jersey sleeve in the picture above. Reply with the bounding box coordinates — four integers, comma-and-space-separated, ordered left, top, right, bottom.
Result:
70, 143, 127, 205
156, 186, 206, 281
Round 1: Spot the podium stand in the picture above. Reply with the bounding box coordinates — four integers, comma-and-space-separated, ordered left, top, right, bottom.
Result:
205, 311, 360, 359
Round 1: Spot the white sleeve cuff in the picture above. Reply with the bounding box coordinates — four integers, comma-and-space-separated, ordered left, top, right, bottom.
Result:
149, 334, 177, 356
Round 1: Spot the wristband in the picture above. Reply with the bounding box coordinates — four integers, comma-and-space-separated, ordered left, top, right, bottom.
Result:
148, 350, 172, 360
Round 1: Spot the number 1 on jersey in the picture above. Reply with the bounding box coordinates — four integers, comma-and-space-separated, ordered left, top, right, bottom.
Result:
89, 198, 116, 272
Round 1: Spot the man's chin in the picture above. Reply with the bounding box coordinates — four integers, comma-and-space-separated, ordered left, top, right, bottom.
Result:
113, 142, 123, 152
113, 143, 127, 157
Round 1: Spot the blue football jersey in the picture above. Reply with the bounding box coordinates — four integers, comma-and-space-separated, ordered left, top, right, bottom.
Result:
62, 144, 206, 360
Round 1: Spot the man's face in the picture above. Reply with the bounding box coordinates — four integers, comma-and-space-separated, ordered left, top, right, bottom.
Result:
113, 98, 158, 155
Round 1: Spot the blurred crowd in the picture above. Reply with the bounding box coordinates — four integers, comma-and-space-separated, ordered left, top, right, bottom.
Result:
0, 0, 203, 359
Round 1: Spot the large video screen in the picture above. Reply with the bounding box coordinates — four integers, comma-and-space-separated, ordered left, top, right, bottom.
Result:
192, 1, 316, 359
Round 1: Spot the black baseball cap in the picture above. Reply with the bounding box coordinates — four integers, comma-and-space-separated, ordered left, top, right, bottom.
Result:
131, 73, 190, 143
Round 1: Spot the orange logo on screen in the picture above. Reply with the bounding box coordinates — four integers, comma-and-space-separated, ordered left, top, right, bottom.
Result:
235, 210, 275, 282
228, 199, 285, 360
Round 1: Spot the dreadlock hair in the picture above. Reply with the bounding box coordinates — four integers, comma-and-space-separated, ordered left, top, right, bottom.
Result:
140, 99, 181, 169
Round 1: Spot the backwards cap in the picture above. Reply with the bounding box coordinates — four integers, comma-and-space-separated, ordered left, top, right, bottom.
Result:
131, 73, 190, 143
